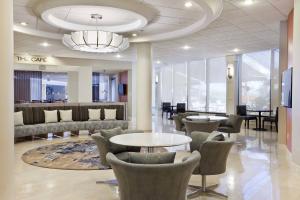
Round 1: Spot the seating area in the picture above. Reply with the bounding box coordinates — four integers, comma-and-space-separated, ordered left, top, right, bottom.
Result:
2, 1, 300, 200
14, 103, 128, 139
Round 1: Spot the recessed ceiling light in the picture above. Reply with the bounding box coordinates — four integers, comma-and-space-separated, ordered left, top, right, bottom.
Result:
182, 45, 191, 50
20, 22, 28, 26
185, 2, 193, 8
116, 54, 122, 58
132, 33, 137, 37
40, 42, 50, 47
244, 0, 254, 5
232, 48, 240, 53
156, 60, 161, 64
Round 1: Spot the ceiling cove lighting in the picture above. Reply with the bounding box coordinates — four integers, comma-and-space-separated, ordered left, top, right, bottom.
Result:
232, 48, 240, 53
20, 22, 28, 26
244, 0, 254, 6
182, 45, 191, 50
185, 2, 193, 8
40, 42, 50, 47
62, 14, 129, 53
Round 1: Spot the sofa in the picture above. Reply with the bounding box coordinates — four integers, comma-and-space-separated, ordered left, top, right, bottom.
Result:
14, 102, 128, 139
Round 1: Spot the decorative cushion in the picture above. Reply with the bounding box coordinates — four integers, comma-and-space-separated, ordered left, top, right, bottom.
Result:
14, 111, 24, 126
128, 152, 176, 164
104, 109, 117, 120
88, 109, 101, 121
59, 110, 73, 122
44, 110, 58, 123
100, 127, 127, 154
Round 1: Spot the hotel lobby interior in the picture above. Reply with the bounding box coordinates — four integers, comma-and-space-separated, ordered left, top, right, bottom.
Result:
2, 0, 300, 200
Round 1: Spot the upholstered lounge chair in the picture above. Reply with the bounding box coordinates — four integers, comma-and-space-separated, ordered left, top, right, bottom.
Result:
107, 151, 200, 200
188, 131, 234, 198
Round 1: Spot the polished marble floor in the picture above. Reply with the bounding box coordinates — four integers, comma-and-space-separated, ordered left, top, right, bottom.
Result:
15, 114, 300, 200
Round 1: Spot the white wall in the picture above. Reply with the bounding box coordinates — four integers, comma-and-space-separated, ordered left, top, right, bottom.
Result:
67, 71, 79, 102
78, 67, 93, 102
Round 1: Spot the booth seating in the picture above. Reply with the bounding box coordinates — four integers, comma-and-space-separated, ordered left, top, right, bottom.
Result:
14, 102, 128, 139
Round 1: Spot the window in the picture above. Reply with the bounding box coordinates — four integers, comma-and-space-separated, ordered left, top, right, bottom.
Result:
239, 50, 272, 110
188, 60, 206, 111
42, 72, 68, 102
92, 73, 110, 102
207, 57, 227, 112
160, 66, 173, 103
172, 63, 187, 105
159, 57, 227, 113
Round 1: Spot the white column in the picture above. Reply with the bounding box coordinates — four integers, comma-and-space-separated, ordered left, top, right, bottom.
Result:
127, 70, 133, 120
67, 71, 79, 102
78, 67, 93, 102
292, 1, 300, 164
226, 55, 239, 114
0, 0, 14, 199
136, 43, 152, 131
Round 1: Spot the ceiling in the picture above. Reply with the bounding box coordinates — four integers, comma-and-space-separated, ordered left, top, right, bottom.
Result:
14, 0, 294, 66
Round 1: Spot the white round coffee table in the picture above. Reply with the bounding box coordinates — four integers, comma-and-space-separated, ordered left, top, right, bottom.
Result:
110, 133, 192, 153
186, 115, 228, 121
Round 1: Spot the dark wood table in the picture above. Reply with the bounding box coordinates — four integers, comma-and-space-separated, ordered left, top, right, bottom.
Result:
247, 109, 273, 131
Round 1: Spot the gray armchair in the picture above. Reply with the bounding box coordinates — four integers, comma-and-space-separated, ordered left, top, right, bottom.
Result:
91, 128, 144, 167
107, 151, 201, 200
188, 131, 234, 198
217, 115, 243, 137
183, 119, 220, 135
173, 112, 199, 133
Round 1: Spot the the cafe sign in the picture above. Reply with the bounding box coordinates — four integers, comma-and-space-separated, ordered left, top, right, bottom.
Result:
14, 54, 49, 65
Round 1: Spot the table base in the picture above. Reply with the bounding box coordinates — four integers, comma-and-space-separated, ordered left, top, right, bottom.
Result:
253, 128, 267, 131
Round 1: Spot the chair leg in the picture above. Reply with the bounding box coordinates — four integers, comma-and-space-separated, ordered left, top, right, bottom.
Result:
270, 122, 273, 132
276, 122, 278, 132
187, 175, 227, 199
247, 120, 250, 129
256, 119, 258, 129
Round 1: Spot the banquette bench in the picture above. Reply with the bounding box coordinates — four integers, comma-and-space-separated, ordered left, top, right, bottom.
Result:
14, 102, 128, 139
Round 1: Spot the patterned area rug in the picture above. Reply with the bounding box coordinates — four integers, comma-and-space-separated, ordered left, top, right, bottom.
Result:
22, 140, 109, 170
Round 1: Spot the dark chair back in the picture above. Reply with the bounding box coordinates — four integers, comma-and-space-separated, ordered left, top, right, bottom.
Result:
162, 102, 171, 112
177, 103, 186, 113
275, 107, 279, 122
237, 105, 247, 116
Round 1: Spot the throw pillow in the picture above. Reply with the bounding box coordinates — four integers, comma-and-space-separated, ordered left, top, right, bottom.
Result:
44, 110, 58, 123
100, 127, 127, 154
14, 111, 24, 126
88, 109, 101, 121
129, 152, 176, 164
104, 109, 117, 120
59, 110, 73, 122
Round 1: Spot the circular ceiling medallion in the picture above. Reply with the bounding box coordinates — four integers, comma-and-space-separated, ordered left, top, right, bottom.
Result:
42, 5, 148, 33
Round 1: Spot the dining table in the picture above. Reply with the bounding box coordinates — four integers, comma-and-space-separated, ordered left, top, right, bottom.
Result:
110, 132, 192, 153
247, 109, 273, 131
186, 115, 228, 121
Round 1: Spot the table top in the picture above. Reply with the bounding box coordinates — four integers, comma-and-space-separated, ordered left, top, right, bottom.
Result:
186, 115, 228, 121
110, 133, 192, 148
247, 110, 272, 113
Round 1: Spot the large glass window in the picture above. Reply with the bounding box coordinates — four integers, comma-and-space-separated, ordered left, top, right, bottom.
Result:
173, 63, 187, 105
188, 60, 206, 111
159, 57, 227, 113
92, 73, 110, 102
160, 66, 173, 103
42, 72, 68, 102
207, 57, 227, 112
239, 50, 271, 110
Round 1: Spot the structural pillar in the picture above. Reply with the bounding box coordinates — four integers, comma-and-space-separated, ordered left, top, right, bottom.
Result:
226, 55, 239, 115
292, 1, 300, 164
0, 0, 14, 199
136, 43, 152, 131
78, 67, 93, 102
67, 71, 79, 102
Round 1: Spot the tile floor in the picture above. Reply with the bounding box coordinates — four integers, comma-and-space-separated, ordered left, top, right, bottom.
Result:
14, 114, 300, 200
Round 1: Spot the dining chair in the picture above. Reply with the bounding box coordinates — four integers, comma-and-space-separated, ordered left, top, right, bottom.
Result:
161, 102, 171, 118
176, 103, 186, 113
263, 107, 278, 132
237, 105, 257, 129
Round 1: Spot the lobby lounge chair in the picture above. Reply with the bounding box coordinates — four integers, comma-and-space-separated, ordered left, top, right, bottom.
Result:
183, 119, 220, 135
173, 112, 199, 133
217, 115, 243, 138
188, 131, 234, 198
107, 151, 200, 200
91, 128, 144, 167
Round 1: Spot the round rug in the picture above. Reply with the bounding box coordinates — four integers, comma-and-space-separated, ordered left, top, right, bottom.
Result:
22, 140, 109, 170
